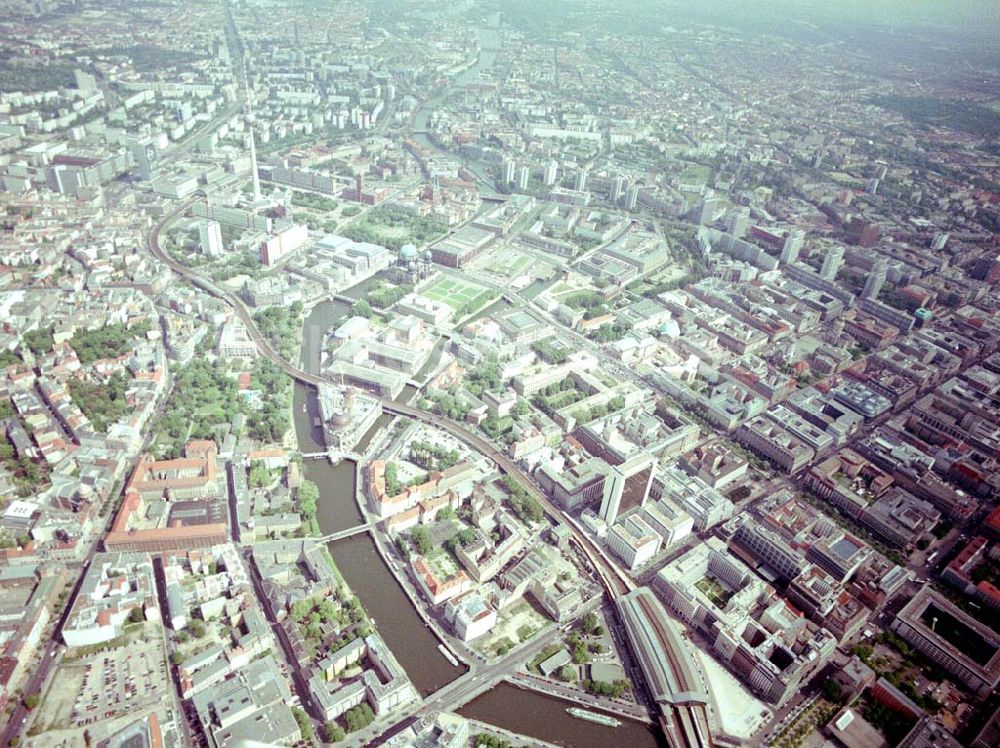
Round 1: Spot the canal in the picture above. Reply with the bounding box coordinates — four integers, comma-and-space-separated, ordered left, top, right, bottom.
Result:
459, 682, 666, 748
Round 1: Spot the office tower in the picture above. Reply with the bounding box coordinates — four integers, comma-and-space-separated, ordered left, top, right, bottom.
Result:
781, 229, 804, 265
598, 454, 656, 526
609, 175, 626, 203
697, 229, 712, 258
726, 207, 750, 238
199, 221, 224, 258
862, 258, 887, 300
502, 159, 515, 185
575, 168, 589, 192
131, 140, 157, 181
698, 193, 718, 226
544, 159, 558, 186
846, 218, 879, 247
516, 165, 529, 191
820, 245, 844, 281
45, 165, 84, 197
627, 184, 639, 211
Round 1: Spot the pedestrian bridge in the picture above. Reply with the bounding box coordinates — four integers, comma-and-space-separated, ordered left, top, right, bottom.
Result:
317, 521, 377, 543
300, 450, 361, 463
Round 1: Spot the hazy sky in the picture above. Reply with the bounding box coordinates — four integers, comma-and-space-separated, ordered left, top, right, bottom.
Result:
662, 0, 1000, 31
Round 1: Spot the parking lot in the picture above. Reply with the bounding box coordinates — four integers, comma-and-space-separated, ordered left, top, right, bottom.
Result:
34, 640, 168, 732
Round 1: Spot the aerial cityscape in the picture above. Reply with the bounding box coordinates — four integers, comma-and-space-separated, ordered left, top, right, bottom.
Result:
0, 0, 998, 746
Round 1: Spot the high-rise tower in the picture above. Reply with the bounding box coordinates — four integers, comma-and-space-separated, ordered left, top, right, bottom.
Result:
781, 229, 804, 265
243, 62, 263, 204
820, 245, 845, 281
862, 259, 888, 300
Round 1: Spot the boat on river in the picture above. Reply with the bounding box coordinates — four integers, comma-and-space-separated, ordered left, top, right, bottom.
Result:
438, 643, 459, 666
566, 707, 621, 727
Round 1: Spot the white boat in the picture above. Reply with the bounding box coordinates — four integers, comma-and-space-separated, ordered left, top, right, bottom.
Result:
566, 708, 621, 727
438, 644, 459, 666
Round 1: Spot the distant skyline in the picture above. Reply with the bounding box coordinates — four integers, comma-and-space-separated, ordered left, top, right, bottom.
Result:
630, 0, 1000, 33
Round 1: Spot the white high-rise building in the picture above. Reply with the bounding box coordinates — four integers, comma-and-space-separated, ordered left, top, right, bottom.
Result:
516, 165, 530, 191
862, 258, 888, 300
698, 193, 718, 226
544, 159, 558, 187
627, 184, 639, 211
781, 229, 805, 265
820, 245, 845, 281
726, 207, 750, 238
199, 220, 224, 258
502, 159, 515, 185
931, 232, 949, 251
575, 168, 589, 192
598, 454, 656, 526
609, 175, 626, 203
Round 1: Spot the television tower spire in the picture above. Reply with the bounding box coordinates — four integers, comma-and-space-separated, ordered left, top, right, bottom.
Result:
243, 61, 262, 203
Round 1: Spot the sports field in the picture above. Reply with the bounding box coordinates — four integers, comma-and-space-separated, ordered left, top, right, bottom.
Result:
422, 276, 495, 312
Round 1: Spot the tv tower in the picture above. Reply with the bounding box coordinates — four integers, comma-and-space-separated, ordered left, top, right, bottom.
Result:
243, 60, 262, 204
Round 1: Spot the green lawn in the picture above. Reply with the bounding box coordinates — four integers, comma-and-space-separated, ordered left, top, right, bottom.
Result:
422, 277, 495, 312
679, 163, 712, 186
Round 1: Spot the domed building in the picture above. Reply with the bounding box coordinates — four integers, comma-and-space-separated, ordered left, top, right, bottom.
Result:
387, 241, 434, 284
399, 243, 418, 262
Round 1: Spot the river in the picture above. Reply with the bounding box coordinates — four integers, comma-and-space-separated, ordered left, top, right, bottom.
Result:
459, 682, 667, 748
290, 27, 662, 742
293, 298, 463, 694
411, 27, 504, 197
294, 296, 661, 742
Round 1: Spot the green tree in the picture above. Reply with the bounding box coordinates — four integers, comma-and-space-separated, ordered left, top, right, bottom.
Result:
344, 703, 375, 732
852, 645, 873, 663
384, 462, 401, 495
352, 299, 374, 318
475, 736, 511, 748
291, 706, 315, 743
822, 678, 845, 704
395, 536, 411, 562
298, 480, 320, 528
323, 721, 345, 742
411, 526, 432, 555
22, 328, 54, 356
